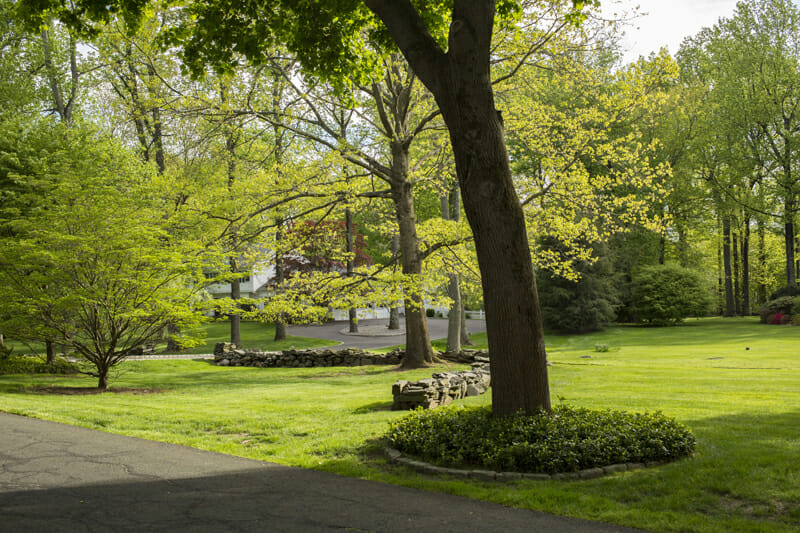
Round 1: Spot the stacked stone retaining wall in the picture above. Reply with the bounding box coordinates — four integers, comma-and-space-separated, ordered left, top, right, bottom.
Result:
391, 362, 491, 410
214, 343, 402, 367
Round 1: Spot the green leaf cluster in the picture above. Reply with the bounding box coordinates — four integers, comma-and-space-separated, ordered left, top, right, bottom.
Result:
386, 404, 696, 474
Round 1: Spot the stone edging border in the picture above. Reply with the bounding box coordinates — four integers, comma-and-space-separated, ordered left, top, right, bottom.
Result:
383, 446, 665, 481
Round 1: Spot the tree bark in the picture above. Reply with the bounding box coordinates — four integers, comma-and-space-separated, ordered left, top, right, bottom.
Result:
367, 0, 551, 413
274, 221, 287, 341
229, 258, 242, 347
722, 216, 736, 317
391, 143, 434, 368
345, 208, 359, 333
732, 224, 741, 315
388, 234, 401, 330
45, 339, 56, 365
441, 184, 462, 353
757, 219, 768, 305
742, 213, 751, 315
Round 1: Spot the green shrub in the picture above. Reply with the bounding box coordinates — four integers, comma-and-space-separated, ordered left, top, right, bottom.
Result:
0, 354, 81, 375
758, 296, 795, 324
536, 239, 619, 333
631, 264, 712, 325
386, 405, 695, 474
425, 308, 435, 318
768, 283, 800, 301
595, 343, 610, 352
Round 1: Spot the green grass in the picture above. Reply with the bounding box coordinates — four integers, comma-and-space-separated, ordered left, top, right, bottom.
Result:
1, 317, 799, 532
0, 320, 337, 356
178, 320, 338, 353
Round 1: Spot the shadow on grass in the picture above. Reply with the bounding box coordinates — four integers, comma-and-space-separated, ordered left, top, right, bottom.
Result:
352, 401, 394, 414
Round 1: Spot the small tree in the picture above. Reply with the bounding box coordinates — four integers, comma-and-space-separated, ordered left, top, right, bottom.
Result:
0, 121, 205, 389
536, 239, 619, 333
631, 264, 712, 326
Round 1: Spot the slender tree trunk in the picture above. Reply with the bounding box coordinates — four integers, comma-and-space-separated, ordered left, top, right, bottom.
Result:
345, 208, 359, 333
784, 183, 796, 285
459, 301, 473, 346
391, 144, 434, 368
388, 234, 401, 330
45, 340, 56, 365
742, 213, 751, 315
274, 221, 287, 341
230, 258, 242, 346
441, 191, 461, 352
722, 216, 736, 317
733, 224, 741, 316
757, 219, 768, 305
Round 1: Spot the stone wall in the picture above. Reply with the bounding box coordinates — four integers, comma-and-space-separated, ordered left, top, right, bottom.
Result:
391, 362, 491, 410
214, 343, 402, 367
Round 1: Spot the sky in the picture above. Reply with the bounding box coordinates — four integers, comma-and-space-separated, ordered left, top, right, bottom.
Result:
602, 0, 741, 63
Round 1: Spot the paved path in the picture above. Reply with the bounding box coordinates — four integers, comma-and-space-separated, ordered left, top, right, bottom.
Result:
0, 413, 645, 532
285, 317, 487, 351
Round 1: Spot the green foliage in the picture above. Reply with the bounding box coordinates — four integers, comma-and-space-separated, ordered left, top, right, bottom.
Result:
631, 264, 712, 325
536, 239, 619, 333
0, 119, 207, 387
386, 405, 695, 474
757, 296, 796, 324
0, 354, 80, 375
768, 283, 800, 301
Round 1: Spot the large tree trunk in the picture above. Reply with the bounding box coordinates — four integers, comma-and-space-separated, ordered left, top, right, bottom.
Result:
722, 216, 736, 316
391, 144, 435, 369
369, 0, 551, 414
460, 301, 473, 346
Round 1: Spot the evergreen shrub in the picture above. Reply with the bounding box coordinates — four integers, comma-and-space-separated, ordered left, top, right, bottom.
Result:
386, 405, 695, 474
631, 264, 711, 325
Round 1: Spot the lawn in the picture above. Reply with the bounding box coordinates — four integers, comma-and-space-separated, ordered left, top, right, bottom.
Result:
1, 320, 337, 356
1, 317, 798, 532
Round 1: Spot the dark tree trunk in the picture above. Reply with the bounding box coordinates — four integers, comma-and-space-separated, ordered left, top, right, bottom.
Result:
391, 144, 434, 368
388, 234, 401, 330
368, 0, 551, 413
230, 259, 242, 346
166, 323, 181, 352
98, 366, 109, 390
786, 217, 797, 286
45, 340, 56, 365
345, 208, 359, 333
757, 219, 768, 305
722, 216, 736, 317
742, 214, 751, 315
732, 225, 741, 316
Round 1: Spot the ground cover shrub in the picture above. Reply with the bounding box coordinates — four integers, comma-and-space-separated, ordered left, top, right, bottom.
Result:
631, 264, 711, 325
0, 354, 80, 375
386, 405, 695, 474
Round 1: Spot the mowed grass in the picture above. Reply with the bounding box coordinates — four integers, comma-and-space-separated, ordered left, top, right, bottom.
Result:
1, 320, 337, 356
1, 317, 799, 532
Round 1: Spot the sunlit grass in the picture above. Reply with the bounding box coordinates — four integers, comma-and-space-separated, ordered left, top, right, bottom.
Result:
1, 317, 799, 532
